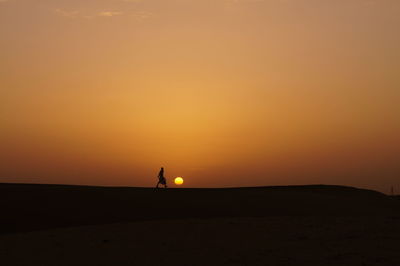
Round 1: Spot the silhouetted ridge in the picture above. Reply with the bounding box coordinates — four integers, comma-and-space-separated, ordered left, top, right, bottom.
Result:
0, 183, 398, 234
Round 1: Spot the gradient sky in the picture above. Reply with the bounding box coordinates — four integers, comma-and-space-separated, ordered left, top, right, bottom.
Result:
1, 0, 399, 192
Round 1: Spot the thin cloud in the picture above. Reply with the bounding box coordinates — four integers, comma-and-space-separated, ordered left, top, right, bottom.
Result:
54, 8, 153, 22
98, 11, 123, 17
55, 9, 124, 19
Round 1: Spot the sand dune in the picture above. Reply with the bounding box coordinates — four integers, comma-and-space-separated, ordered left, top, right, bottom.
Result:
1, 216, 400, 266
0, 183, 398, 234
1, 184, 399, 265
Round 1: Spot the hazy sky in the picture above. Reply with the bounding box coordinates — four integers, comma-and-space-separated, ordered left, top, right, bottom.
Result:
1, 0, 399, 192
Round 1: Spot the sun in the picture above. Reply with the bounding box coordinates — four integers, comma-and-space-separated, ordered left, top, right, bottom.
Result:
174, 177, 184, 186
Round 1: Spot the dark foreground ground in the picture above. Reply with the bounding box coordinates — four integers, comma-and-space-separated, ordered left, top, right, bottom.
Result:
0, 183, 399, 265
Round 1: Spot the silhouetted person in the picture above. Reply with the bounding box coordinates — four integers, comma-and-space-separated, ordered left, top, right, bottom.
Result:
156, 167, 167, 188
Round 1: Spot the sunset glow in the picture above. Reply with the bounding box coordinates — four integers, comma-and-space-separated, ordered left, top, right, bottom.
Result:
1, 0, 399, 192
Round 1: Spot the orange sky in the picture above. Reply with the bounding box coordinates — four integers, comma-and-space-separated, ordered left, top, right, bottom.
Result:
1, 0, 399, 192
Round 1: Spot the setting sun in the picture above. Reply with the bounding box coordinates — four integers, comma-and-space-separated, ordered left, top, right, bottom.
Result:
174, 177, 184, 186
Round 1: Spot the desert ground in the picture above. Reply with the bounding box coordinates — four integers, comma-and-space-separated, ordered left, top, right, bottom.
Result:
0, 184, 399, 265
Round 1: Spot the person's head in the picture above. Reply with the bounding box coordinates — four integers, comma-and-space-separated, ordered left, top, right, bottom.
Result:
161, 167, 164, 170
